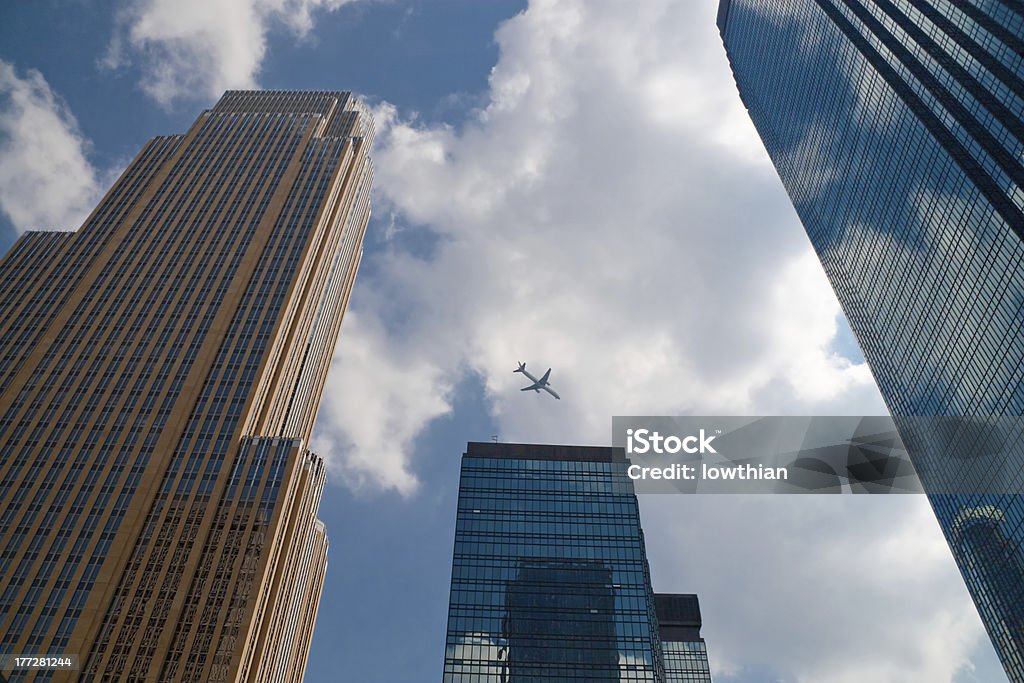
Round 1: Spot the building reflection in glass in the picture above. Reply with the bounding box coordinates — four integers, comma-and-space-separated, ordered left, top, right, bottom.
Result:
953, 506, 1024, 675
500, 559, 618, 681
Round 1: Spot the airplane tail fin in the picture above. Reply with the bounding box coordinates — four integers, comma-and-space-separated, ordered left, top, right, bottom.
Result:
515, 362, 526, 373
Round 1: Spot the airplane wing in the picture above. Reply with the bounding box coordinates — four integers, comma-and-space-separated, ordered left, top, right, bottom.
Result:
514, 363, 559, 398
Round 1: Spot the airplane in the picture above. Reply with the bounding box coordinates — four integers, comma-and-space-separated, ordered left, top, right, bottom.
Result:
514, 362, 561, 400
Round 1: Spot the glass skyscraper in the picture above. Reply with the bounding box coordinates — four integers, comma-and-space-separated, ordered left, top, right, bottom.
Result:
0, 90, 373, 682
443, 443, 663, 681
655, 594, 712, 683
442, 442, 713, 682
718, 1, 1024, 680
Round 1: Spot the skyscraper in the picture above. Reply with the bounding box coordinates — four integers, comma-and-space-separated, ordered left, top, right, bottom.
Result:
655, 594, 712, 683
718, 1, 1024, 680
0, 90, 373, 682
442, 442, 712, 682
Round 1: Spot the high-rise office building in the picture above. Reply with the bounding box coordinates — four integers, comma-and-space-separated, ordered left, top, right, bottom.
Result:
718, 1, 1024, 680
655, 594, 712, 683
0, 90, 373, 682
442, 442, 712, 682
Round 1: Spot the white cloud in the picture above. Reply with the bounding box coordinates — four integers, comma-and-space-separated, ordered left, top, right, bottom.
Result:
313, 0, 996, 681
313, 310, 453, 497
323, 0, 883, 488
643, 495, 984, 683
443, 632, 506, 680
0, 61, 104, 233
105, 0, 364, 106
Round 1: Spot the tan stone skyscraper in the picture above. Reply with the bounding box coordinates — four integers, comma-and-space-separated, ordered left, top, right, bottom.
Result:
0, 90, 373, 682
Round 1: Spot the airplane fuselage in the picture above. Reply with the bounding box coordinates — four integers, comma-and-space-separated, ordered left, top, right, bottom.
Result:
515, 362, 561, 400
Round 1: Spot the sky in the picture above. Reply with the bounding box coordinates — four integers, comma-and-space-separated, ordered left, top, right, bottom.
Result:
0, 1, 1010, 681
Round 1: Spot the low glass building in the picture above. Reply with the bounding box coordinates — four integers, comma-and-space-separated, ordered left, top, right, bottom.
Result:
655, 594, 712, 683
442, 442, 667, 682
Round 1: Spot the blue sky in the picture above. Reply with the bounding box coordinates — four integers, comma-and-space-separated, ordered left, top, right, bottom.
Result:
0, 1, 1008, 681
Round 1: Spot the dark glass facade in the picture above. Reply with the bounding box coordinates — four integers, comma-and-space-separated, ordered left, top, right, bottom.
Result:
718, 1, 1024, 680
655, 594, 712, 683
442, 443, 664, 682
